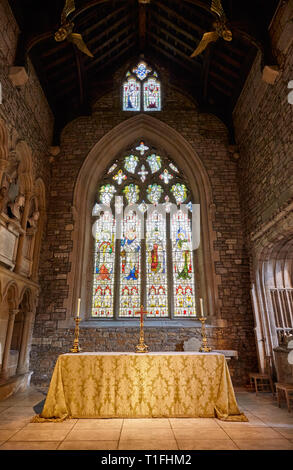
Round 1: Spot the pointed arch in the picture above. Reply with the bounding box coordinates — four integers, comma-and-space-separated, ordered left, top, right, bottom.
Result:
64, 114, 219, 326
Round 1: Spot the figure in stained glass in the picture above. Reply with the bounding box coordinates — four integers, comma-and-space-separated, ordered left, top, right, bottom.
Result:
147, 154, 161, 173
144, 78, 161, 111
124, 155, 139, 173
123, 77, 141, 111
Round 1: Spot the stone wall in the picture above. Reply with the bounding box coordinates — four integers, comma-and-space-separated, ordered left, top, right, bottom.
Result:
0, 0, 54, 397
0, 0, 54, 175
233, 2, 293, 241
232, 1, 293, 371
31, 65, 256, 388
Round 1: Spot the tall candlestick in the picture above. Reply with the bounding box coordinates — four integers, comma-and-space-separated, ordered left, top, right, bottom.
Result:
135, 305, 149, 353
77, 298, 81, 318
200, 298, 204, 317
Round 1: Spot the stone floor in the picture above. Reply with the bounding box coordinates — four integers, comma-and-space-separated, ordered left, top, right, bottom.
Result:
0, 387, 293, 450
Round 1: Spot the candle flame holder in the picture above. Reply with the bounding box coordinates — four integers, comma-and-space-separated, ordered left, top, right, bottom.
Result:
199, 317, 212, 352
70, 317, 82, 353
135, 305, 149, 353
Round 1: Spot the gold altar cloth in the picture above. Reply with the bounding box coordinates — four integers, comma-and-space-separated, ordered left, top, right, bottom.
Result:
32, 352, 247, 422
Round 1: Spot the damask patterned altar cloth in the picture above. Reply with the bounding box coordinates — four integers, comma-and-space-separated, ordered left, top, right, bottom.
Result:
32, 352, 247, 422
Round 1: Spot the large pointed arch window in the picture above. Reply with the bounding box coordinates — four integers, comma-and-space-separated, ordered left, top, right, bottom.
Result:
123, 62, 161, 112
92, 141, 196, 319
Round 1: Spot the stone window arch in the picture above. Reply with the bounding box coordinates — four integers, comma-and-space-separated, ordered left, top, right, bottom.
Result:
91, 140, 196, 319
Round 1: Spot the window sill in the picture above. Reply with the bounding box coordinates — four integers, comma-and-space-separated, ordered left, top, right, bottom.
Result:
80, 319, 204, 328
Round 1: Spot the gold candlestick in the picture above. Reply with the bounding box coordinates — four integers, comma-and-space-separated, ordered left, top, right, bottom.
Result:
135, 305, 149, 353
199, 316, 212, 352
70, 317, 82, 353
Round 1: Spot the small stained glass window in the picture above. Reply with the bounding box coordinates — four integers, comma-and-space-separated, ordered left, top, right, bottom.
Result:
147, 154, 161, 173
124, 155, 139, 174
123, 184, 140, 204
144, 77, 161, 111
113, 169, 127, 185
133, 62, 151, 80
171, 183, 188, 204
147, 184, 163, 204
99, 184, 116, 205
159, 169, 173, 184
123, 77, 141, 111
123, 62, 161, 112
138, 164, 149, 182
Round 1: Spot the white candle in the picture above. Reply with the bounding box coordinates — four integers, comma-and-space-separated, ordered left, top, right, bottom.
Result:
200, 298, 204, 317
77, 298, 81, 318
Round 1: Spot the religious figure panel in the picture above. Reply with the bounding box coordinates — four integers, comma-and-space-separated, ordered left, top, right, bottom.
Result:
146, 210, 168, 317
143, 77, 161, 111
171, 209, 196, 317
92, 212, 116, 317
119, 210, 141, 317
123, 77, 141, 111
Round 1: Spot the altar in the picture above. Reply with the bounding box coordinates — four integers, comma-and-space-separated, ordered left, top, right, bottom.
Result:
32, 352, 247, 422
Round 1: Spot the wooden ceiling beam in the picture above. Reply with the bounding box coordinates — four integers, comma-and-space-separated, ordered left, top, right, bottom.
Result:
209, 80, 233, 97
89, 24, 136, 57
149, 31, 201, 70
139, 3, 147, 51
150, 42, 198, 77
155, 1, 205, 35
42, 13, 134, 71
77, 4, 128, 35
86, 31, 137, 70
54, 43, 135, 99
151, 11, 199, 43
152, 21, 195, 54
209, 70, 234, 89
210, 60, 240, 80
177, 0, 211, 24
74, 46, 90, 113
87, 13, 134, 47
182, 0, 214, 15
213, 50, 242, 69
199, 43, 214, 106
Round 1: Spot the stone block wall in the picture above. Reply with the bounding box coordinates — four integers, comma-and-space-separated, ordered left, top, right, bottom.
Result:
31, 69, 256, 387
0, 0, 54, 173
233, 3, 293, 241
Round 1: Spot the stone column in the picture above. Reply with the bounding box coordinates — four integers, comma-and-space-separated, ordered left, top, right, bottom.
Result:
14, 191, 32, 274
0, 309, 18, 380
16, 311, 34, 375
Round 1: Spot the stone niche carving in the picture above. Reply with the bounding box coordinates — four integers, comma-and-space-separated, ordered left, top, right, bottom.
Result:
0, 154, 25, 270
18, 199, 39, 277
0, 215, 22, 269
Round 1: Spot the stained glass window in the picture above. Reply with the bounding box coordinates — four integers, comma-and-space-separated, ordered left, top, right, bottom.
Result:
120, 211, 141, 317
144, 78, 161, 111
138, 164, 148, 182
99, 184, 116, 205
171, 183, 188, 204
124, 155, 139, 173
113, 169, 127, 185
146, 211, 168, 316
159, 169, 173, 184
133, 62, 151, 81
123, 77, 141, 111
123, 62, 161, 112
123, 184, 140, 204
92, 212, 116, 317
92, 141, 197, 319
147, 154, 161, 173
171, 210, 196, 317
147, 184, 163, 204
